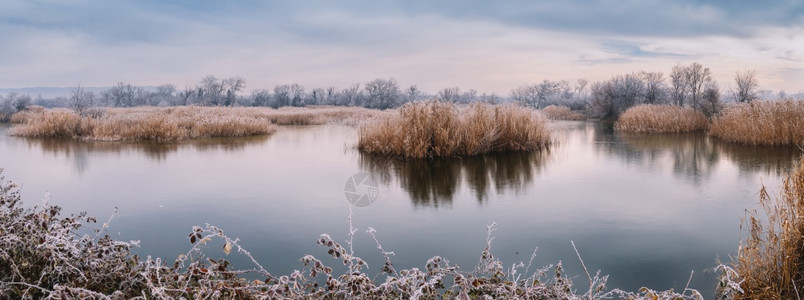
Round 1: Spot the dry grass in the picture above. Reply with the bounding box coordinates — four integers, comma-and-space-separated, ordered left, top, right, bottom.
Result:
730, 156, 804, 299
615, 104, 708, 133
9, 106, 384, 141
358, 100, 551, 158
9, 107, 276, 141
542, 105, 586, 121
8, 105, 46, 124
255, 105, 386, 126
710, 100, 804, 146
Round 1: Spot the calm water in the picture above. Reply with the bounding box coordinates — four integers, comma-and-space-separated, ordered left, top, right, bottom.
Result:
1, 121, 800, 296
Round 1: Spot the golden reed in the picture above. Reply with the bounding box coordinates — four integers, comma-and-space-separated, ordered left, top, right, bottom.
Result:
615, 104, 708, 133
358, 100, 551, 158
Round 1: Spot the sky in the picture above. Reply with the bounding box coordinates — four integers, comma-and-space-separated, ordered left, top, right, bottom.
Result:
1, 0, 802, 95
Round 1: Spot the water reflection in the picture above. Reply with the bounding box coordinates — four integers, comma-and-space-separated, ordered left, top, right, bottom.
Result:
591, 122, 801, 183
359, 150, 550, 206
14, 135, 271, 174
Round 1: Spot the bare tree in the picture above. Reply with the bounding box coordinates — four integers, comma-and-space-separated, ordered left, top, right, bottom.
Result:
364, 78, 400, 109
406, 85, 421, 103
699, 81, 722, 118
510, 85, 539, 108
589, 73, 644, 119
669, 64, 689, 106
105, 82, 143, 107
4, 92, 32, 112
437, 87, 460, 103
325, 87, 338, 105
685, 62, 712, 109
250, 89, 271, 107
479, 93, 500, 104
574, 79, 589, 96
273, 85, 291, 108
69, 84, 94, 116
640, 71, 667, 104
459, 89, 478, 103
733, 69, 759, 103
341, 83, 362, 106
179, 86, 196, 106
153, 84, 177, 106
289, 84, 306, 106
310, 87, 326, 105
223, 77, 246, 106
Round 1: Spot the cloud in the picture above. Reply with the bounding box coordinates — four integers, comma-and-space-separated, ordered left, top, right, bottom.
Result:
0, 0, 802, 93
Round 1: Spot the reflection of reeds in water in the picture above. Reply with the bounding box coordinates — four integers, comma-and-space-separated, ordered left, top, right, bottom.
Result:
617, 131, 801, 178
18, 135, 270, 173
359, 150, 549, 206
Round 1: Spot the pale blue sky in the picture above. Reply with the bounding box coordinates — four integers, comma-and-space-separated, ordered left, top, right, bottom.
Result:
1, 0, 802, 94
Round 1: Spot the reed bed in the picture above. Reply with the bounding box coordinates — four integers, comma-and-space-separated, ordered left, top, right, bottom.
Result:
726, 156, 804, 299
710, 100, 804, 146
542, 105, 586, 121
9, 106, 384, 141
8, 105, 46, 124
615, 104, 708, 133
358, 100, 551, 158
10, 107, 275, 141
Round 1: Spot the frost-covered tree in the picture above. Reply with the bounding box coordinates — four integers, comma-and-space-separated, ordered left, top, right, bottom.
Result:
733, 69, 759, 103
640, 71, 668, 104
589, 73, 645, 119
250, 89, 271, 107
69, 84, 94, 116
364, 78, 400, 109
437, 87, 460, 103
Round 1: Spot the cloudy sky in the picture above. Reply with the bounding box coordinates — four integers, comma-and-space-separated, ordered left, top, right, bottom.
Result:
1, 0, 802, 95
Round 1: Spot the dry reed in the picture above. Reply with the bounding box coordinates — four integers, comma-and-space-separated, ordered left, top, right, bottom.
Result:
542, 105, 586, 121
710, 100, 804, 146
9, 106, 384, 141
358, 100, 551, 158
729, 156, 804, 299
9, 107, 276, 141
615, 104, 708, 133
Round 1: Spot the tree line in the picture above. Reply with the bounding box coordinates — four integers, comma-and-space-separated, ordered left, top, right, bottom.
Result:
1, 62, 799, 121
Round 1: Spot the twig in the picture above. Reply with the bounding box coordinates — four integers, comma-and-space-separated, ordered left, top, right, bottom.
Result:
571, 240, 593, 300
683, 270, 694, 295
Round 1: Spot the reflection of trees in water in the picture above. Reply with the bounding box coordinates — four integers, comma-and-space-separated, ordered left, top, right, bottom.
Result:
709, 140, 800, 177
19, 135, 271, 174
359, 150, 549, 207
618, 132, 719, 185
591, 122, 801, 182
